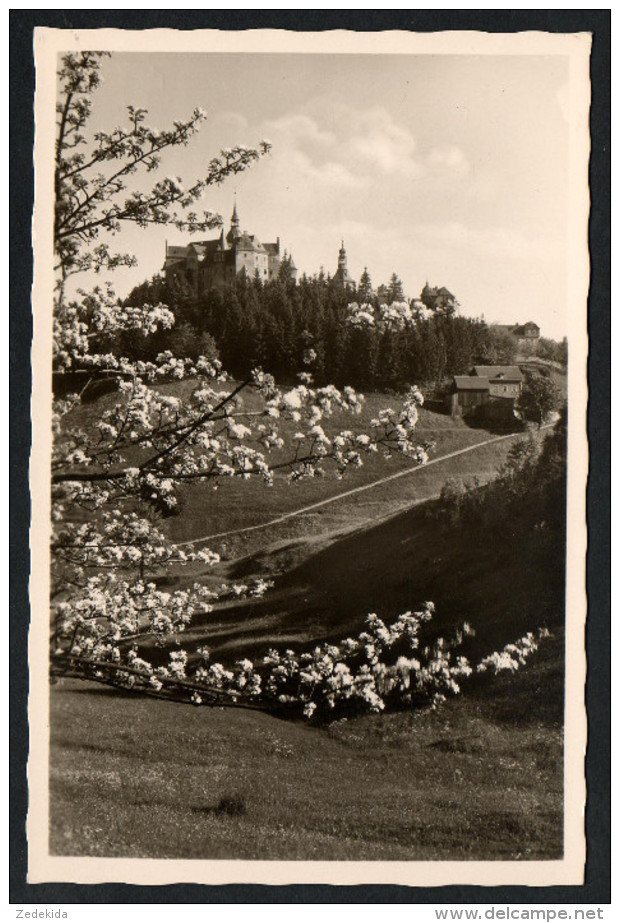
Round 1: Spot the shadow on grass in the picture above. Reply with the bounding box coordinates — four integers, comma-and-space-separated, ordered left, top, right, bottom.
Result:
124, 793, 248, 818
462, 415, 525, 436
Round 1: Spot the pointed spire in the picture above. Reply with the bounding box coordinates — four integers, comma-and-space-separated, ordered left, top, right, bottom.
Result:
227, 197, 241, 245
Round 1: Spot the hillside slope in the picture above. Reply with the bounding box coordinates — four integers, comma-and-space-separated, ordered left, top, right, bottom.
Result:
151, 480, 564, 668
50, 627, 564, 861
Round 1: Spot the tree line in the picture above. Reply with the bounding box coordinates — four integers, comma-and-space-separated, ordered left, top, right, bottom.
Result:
116, 270, 527, 391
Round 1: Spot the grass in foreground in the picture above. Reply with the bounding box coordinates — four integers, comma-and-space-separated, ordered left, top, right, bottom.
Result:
49, 630, 563, 861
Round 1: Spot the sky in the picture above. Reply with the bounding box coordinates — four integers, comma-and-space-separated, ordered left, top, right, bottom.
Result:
70, 51, 572, 339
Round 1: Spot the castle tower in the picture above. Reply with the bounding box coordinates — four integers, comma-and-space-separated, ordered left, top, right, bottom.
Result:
334, 240, 355, 290
226, 199, 242, 245
338, 240, 347, 275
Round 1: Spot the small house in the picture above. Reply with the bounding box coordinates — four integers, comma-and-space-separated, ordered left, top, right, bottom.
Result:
472, 365, 524, 398
448, 365, 523, 424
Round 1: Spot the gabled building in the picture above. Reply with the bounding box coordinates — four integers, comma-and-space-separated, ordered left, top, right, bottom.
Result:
420, 282, 458, 315
492, 321, 540, 356
448, 365, 524, 423
164, 202, 297, 293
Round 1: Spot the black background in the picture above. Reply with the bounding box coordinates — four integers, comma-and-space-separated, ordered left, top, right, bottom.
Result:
9, 9, 611, 906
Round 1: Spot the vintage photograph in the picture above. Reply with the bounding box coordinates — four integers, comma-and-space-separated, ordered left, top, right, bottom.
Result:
28, 28, 590, 886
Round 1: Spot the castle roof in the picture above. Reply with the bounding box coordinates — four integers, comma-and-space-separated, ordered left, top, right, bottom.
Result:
164, 257, 187, 270
235, 233, 267, 253
189, 240, 223, 257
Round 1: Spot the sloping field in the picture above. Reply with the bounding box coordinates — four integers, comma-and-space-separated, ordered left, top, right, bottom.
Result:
153, 477, 564, 665
67, 379, 526, 558
140, 421, 552, 662
50, 629, 563, 861
164, 397, 526, 558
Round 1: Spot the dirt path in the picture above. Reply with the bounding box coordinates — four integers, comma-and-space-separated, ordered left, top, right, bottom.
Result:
176, 426, 546, 548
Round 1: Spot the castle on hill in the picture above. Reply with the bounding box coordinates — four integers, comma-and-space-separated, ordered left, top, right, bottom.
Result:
164, 202, 297, 293
164, 206, 475, 318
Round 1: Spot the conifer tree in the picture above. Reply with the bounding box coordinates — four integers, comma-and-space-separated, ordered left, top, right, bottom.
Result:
387, 273, 405, 304
358, 267, 374, 304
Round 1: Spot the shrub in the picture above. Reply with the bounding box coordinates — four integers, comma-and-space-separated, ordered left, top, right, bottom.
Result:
216, 793, 247, 817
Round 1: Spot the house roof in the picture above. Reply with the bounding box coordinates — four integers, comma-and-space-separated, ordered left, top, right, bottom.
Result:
512, 322, 540, 336
473, 365, 524, 382
453, 376, 490, 391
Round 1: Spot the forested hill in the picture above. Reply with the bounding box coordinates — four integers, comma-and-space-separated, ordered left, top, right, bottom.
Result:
116, 273, 528, 390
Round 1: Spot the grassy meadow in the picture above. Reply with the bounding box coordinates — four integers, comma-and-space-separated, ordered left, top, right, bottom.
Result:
50, 627, 563, 860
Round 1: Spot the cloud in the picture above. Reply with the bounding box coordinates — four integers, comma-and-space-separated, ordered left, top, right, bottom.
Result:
341, 107, 421, 178
427, 145, 470, 176
256, 102, 470, 192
